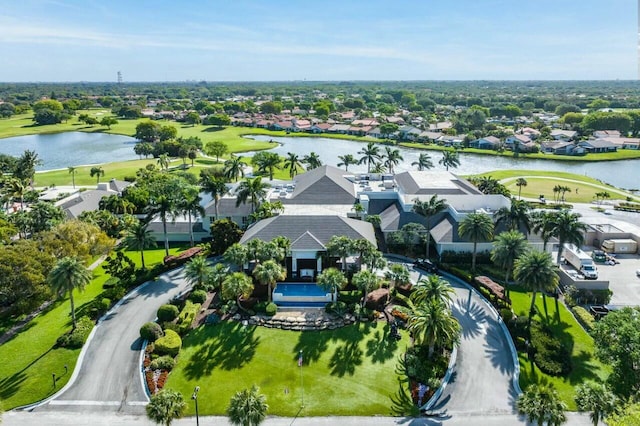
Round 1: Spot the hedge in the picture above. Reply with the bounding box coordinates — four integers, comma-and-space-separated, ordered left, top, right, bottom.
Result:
157, 304, 179, 322
265, 302, 277, 316
57, 316, 94, 349
177, 301, 201, 335
571, 306, 595, 332
149, 355, 176, 371
155, 329, 182, 357
530, 321, 572, 376
189, 289, 208, 304
140, 322, 164, 342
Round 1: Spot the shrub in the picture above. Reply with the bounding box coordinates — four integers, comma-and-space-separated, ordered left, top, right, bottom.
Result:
101, 285, 125, 302
161, 321, 180, 334
325, 301, 348, 316
57, 316, 94, 348
338, 290, 362, 305
103, 277, 120, 289
353, 304, 376, 321
98, 298, 111, 313
140, 322, 164, 342
189, 289, 207, 304
404, 345, 449, 385
571, 306, 595, 332
177, 300, 201, 335
265, 302, 277, 316
499, 308, 514, 322
390, 306, 411, 323
155, 329, 182, 357
510, 316, 530, 340
157, 304, 179, 322
254, 301, 268, 313
530, 322, 572, 376
149, 355, 176, 371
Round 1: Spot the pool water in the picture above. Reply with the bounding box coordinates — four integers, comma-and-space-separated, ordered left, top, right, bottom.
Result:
275, 283, 328, 297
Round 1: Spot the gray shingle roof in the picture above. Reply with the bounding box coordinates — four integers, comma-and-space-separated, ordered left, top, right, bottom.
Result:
240, 215, 376, 248
204, 197, 253, 217
286, 165, 356, 205
59, 190, 113, 219
291, 231, 326, 250
430, 217, 455, 243
395, 171, 481, 195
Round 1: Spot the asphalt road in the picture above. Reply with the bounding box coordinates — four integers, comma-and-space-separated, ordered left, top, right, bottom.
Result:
33, 267, 191, 415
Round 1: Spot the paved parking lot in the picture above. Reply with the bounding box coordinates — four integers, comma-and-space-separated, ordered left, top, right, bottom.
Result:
589, 252, 640, 306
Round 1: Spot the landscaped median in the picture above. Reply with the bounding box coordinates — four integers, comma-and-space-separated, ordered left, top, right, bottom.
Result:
0, 246, 184, 410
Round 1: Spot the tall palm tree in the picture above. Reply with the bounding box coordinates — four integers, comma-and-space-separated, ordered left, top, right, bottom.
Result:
146, 389, 186, 426
184, 255, 214, 289
408, 300, 461, 357
302, 152, 322, 170
89, 166, 105, 184
574, 382, 617, 426
358, 142, 381, 173
439, 149, 460, 171
412, 195, 448, 259
8, 178, 27, 210
157, 153, 170, 171
68, 166, 77, 189
283, 152, 303, 179
382, 146, 403, 174
226, 385, 268, 426
316, 268, 348, 302
548, 210, 587, 264
411, 153, 434, 171
514, 249, 558, 323
48, 256, 92, 329
337, 154, 358, 171
236, 177, 270, 213
352, 270, 380, 308
410, 275, 456, 306
222, 272, 254, 311
253, 152, 281, 180
459, 212, 494, 271
224, 243, 248, 271
146, 194, 176, 257
491, 230, 528, 297
224, 155, 246, 182
495, 199, 531, 233
326, 235, 354, 272
517, 384, 567, 426
530, 210, 555, 251
200, 173, 228, 221
515, 177, 527, 199
253, 260, 286, 302
122, 220, 156, 269
179, 185, 204, 247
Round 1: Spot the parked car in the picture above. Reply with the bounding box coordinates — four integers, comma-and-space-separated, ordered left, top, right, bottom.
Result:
413, 258, 438, 273
636, 269, 640, 277
591, 250, 606, 262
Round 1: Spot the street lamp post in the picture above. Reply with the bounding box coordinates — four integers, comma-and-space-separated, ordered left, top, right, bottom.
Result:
192, 386, 200, 426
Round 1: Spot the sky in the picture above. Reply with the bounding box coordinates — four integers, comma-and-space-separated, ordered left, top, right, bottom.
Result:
0, 0, 637, 82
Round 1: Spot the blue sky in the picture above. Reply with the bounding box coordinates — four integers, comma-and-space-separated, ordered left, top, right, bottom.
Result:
0, 0, 637, 81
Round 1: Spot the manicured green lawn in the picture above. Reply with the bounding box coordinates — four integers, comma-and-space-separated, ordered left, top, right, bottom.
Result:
509, 286, 610, 410
166, 321, 411, 416
0, 246, 183, 409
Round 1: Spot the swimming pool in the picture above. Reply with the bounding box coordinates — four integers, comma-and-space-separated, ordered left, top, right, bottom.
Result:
275, 283, 328, 297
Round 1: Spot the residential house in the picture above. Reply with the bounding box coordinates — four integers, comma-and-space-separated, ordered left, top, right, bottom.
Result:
470, 136, 501, 150
505, 134, 532, 150
398, 125, 423, 140
56, 179, 133, 219
550, 129, 577, 141
578, 139, 618, 153
593, 130, 621, 139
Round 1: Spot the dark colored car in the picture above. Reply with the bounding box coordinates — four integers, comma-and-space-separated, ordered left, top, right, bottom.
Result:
413, 258, 438, 273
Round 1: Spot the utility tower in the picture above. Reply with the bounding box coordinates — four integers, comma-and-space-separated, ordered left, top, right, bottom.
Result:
117, 71, 123, 84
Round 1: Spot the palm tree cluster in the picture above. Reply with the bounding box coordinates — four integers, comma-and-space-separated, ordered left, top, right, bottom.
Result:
517, 383, 567, 426
552, 184, 572, 203
355, 141, 404, 174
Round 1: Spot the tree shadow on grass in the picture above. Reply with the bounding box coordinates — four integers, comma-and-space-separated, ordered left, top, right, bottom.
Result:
329, 339, 363, 377
293, 330, 334, 364
182, 322, 260, 379
0, 345, 55, 400
389, 379, 420, 417
202, 126, 225, 133
365, 328, 399, 363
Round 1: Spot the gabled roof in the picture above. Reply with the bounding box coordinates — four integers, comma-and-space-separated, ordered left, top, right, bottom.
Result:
291, 231, 326, 251
204, 196, 253, 217
240, 215, 376, 248
59, 190, 113, 219
287, 165, 356, 205
430, 217, 455, 243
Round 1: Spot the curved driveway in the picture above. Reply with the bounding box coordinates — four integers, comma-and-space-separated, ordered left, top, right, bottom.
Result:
34, 267, 190, 414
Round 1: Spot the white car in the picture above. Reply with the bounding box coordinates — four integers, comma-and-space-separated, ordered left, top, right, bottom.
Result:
636, 269, 640, 278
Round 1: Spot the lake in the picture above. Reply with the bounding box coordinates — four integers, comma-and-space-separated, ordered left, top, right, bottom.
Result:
246, 135, 638, 190
0, 132, 138, 170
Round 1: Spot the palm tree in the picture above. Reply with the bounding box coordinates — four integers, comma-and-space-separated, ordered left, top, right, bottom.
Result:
146, 389, 186, 426
184, 255, 214, 289
358, 142, 381, 173
548, 210, 587, 264
253, 152, 281, 180
384, 263, 410, 300
236, 177, 270, 213
222, 272, 254, 311
410, 275, 456, 306
411, 153, 434, 171
122, 220, 156, 269
48, 256, 92, 329
253, 260, 286, 302
408, 300, 461, 357
316, 268, 347, 302
459, 212, 494, 271
412, 195, 448, 259
439, 149, 460, 171
514, 249, 558, 323
283, 152, 303, 179
370, 161, 386, 174
515, 177, 527, 199
495, 199, 531, 233
226, 385, 268, 426
200, 174, 228, 221
8, 178, 27, 210
209, 263, 229, 291
68, 166, 77, 189
89, 166, 105, 184
146, 194, 176, 257
352, 270, 380, 308
530, 210, 555, 251
178, 185, 204, 247
224, 155, 246, 182
382, 146, 403, 174
326, 235, 354, 272
302, 152, 322, 170
337, 154, 358, 171
517, 384, 567, 426
574, 382, 617, 426
157, 153, 170, 171
491, 230, 528, 297
224, 243, 248, 271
